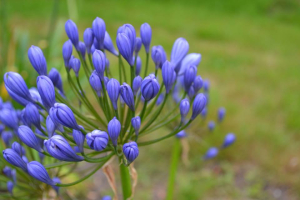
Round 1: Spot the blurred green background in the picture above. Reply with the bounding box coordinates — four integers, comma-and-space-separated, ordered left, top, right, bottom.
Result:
1, 0, 300, 199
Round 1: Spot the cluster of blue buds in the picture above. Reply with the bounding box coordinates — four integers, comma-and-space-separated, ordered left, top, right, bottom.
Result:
0, 17, 235, 198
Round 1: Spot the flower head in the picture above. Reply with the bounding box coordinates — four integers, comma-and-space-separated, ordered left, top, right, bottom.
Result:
70, 57, 81, 77
48, 68, 64, 94
162, 61, 176, 93
131, 116, 141, 136
218, 107, 226, 122
65, 19, 79, 48
120, 83, 135, 111
27, 161, 55, 185
92, 50, 106, 80
180, 99, 190, 122
123, 142, 139, 163
203, 147, 218, 160
86, 130, 109, 151
141, 74, 160, 101
3, 149, 28, 171
191, 93, 207, 120
18, 125, 43, 152
107, 78, 120, 110
73, 126, 85, 153
37, 75, 56, 111
151, 45, 167, 69
104, 31, 118, 56
108, 117, 121, 146
132, 76, 142, 96
89, 70, 102, 96
83, 28, 94, 53
171, 38, 189, 73
24, 103, 41, 129
28, 45, 47, 75
62, 40, 73, 68
222, 133, 235, 148
140, 23, 152, 53
92, 17, 106, 49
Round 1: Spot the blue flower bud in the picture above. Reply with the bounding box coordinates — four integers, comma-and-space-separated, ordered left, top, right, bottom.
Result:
156, 93, 164, 105
78, 41, 86, 59
102, 196, 112, 200
201, 107, 207, 119
179, 53, 201, 75
135, 56, 142, 76
37, 75, 56, 111
28, 45, 47, 75
65, 20, 79, 48
188, 86, 195, 99
134, 37, 142, 54
83, 28, 94, 54
140, 23, 152, 53
203, 80, 210, 92
104, 31, 118, 56
86, 130, 109, 151
208, 121, 215, 132
116, 33, 134, 66
151, 45, 167, 69
141, 74, 160, 101
218, 107, 226, 122
162, 61, 176, 93
89, 70, 102, 96
184, 65, 197, 91
118, 24, 136, 51
191, 93, 207, 120
203, 147, 218, 160
72, 127, 85, 153
22, 155, 28, 163
44, 135, 83, 162
24, 103, 41, 129
171, 38, 189, 73
222, 133, 235, 148
69, 57, 81, 77
3, 166, 12, 177
27, 161, 55, 185
107, 78, 120, 110
7, 181, 14, 194
11, 169, 16, 183
12, 142, 25, 156
108, 117, 121, 146
132, 76, 142, 96
4, 72, 33, 102
1, 101, 13, 110
120, 83, 135, 111
131, 116, 141, 136
1, 131, 13, 147
180, 99, 190, 122
92, 17, 106, 49
123, 141, 139, 163
62, 40, 73, 68
193, 75, 203, 93
6, 87, 30, 106
3, 149, 28, 171
18, 125, 43, 152
92, 50, 106, 80
46, 115, 60, 138
93, 37, 100, 50
48, 68, 64, 94
176, 130, 187, 138
52, 177, 61, 194
49, 103, 80, 130
0, 109, 18, 130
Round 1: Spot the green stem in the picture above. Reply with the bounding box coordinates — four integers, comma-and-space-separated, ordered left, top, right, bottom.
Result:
139, 101, 148, 121
143, 53, 149, 78
119, 161, 132, 199
166, 139, 181, 200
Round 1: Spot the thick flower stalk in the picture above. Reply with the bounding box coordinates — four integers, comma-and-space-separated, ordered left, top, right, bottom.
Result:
0, 17, 236, 199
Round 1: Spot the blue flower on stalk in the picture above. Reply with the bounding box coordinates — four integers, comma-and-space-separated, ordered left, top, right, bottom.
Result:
118, 24, 136, 51
218, 107, 226, 122
28, 45, 47, 75
120, 83, 135, 111
27, 161, 55, 185
123, 141, 139, 163
24, 103, 41, 130
73, 126, 85, 153
1, 131, 13, 147
107, 78, 120, 110
4, 72, 33, 102
176, 130, 187, 138
141, 74, 160, 101
3, 149, 28, 172
179, 53, 201, 75
108, 117, 121, 146
7, 181, 14, 194
92, 17, 106, 49
203, 147, 218, 160
89, 70, 102, 96
46, 115, 63, 138
116, 33, 134, 66
5, 87, 30, 106
203, 80, 210, 92
49, 103, 81, 130
222, 133, 236, 148
37, 75, 56, 111
134, 37, 142, 55
131, 116, 141, 136
193, 75, 203, 93
18, 125, 43, 152
208, 121, 215, 132
135, 56, 142, 76
22, 155, 28, 163
132, 76, 142, 96
171, 38, 189, 73
184, 65, 197, 91
62, 40, 73, 68
65, 19, 79, 48
3, 166, 12, 177
78, 41, 86, 59
69, 57, 81, 77
44, 135, 83, 162
151, 45, 167, 69
180, 99, 190, 122
0, 109, 18, 130
188, 86, 195, 99
12, 142, 25, 156
191, 93, 207, 120
86, 130, 109, 151
52, 177, 61, 194
162, 61, 176, 93
83, 28, 94, 54
48, 68, 64, 95
140, 23, 152, 53
92, 50, 106, 80
104, 31, 119, 56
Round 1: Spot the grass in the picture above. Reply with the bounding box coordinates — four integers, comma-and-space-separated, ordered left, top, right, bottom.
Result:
1, 0, 300, 199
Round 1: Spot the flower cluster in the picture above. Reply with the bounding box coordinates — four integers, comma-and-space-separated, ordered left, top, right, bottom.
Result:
0, 17, 235, 198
